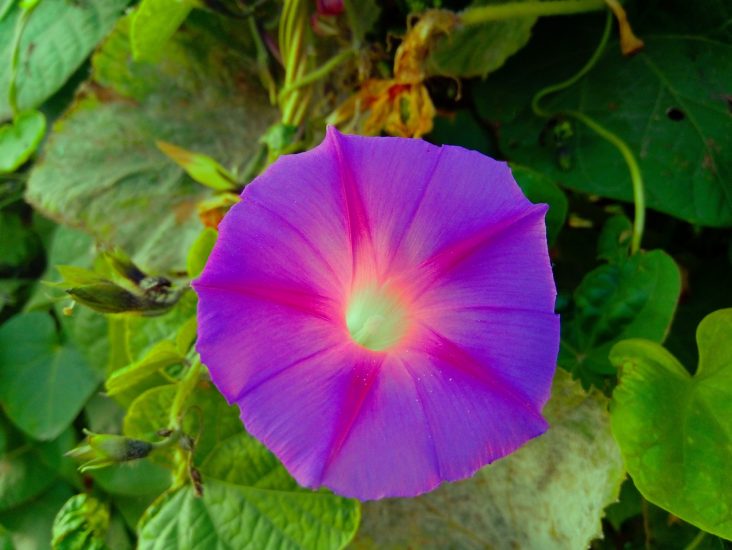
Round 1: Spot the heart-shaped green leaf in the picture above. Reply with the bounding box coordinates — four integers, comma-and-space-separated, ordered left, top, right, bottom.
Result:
0, 111, 45, 173
610, 308, 732, 540
0, 312, 99, 440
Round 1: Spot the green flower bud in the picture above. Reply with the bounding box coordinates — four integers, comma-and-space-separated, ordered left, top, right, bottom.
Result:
67, 431, 154, 472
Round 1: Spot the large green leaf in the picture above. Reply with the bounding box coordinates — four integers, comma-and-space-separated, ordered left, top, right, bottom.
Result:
25, 13, 276, 273
0, 483, 74, 550
0, 418, 74, 512
25, 225, 110, 375
128, 382, 360, 549
0, 0, 127, 120
353, 370, 624, 549
609, 308, 732, 540
0, 312, 99, 440
474, 19, 732, 226
428, 0, 536, 78
560, 249, 681, 387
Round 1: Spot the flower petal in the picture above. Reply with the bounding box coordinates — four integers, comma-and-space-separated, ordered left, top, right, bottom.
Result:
194, 284, 344, 403
414, 204, 556, 312
199, 137, 352, 297
318, 353, 442, 499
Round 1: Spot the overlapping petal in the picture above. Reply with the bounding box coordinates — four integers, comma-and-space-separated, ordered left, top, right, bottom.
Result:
194, 127, 559, 500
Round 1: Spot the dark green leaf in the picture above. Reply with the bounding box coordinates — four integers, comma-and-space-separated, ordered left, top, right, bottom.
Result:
560, 250, 681, 386
0, 418, 75, 512
475, 26, 732, 225
610, 308, 732, 540
0, 483, 74, 550
597, 214, 633, 264
428, 110, 495, 155
511, 164, 568, 244
91, 459, 171, 498
0, 210, 42, 273
428, 0, 536, 78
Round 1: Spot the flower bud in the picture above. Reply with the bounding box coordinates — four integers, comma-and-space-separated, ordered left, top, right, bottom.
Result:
67, 431, 154, 472
67, 282, 147, 314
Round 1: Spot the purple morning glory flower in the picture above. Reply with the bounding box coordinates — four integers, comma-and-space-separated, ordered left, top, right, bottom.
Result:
193, 127, 559, 500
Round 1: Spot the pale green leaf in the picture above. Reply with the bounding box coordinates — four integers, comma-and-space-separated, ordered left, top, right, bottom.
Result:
25, 13, 276, 273
0, 111, 45, 173
610, 308, 732, 540
106, 340, 183, 397
130, 0, 195, 61
353, 370, 624, 549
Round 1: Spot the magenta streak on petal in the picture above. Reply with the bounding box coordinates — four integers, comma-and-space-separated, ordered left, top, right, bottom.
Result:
421, 326, 543, 420
194, 281, 337, 322
232, 342, 343, 403
383, 146, 445, 275
245, 197, 344, 287
406, 205, 547, 299
318, 353, 386, 483
329, 129, 377, 279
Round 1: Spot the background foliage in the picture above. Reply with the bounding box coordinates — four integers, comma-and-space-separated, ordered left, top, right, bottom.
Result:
0, 0, 730, 548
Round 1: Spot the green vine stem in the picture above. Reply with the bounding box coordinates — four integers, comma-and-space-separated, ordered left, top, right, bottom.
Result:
248, 16, 277, 105
530, 11, 646, 253
277, 49, 355, 105
279, 0, 313, 126
461, 0, 606, 26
